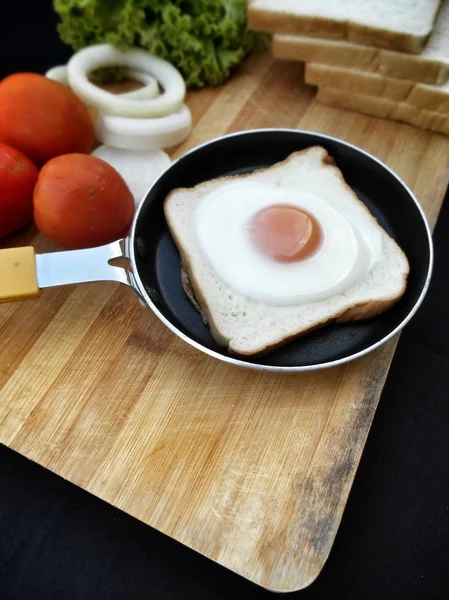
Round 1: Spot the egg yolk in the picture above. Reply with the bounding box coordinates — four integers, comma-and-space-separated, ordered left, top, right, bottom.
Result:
250, 204, 323, 263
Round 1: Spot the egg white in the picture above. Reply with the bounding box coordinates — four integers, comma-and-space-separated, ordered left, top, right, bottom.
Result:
195, 181, 382, 306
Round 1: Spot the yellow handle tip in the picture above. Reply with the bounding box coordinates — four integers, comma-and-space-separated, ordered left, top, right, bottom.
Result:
0, 246, 39, 302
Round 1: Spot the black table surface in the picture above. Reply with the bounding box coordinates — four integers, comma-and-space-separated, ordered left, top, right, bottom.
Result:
1, 3, 448, 599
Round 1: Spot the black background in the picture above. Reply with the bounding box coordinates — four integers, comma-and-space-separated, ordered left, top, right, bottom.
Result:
0, 2, 448, 599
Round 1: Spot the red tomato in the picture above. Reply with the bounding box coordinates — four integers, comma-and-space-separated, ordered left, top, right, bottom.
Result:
0, 143, 39, 238
0, 73, 94, 166
33, 153, 134, 250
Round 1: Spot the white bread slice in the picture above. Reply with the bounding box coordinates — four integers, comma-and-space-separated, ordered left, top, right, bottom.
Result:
273, 0, 449, 85
306, 63, 412, 102
164, 147, 409, 356
248, 0, 441, 54
306, 63, 449, 114
316, 86, 449, 136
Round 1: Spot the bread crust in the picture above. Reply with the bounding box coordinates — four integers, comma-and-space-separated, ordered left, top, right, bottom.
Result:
316, 86, 449, 136
305, 63, 412, 103
273, 34, 449, 85
180, 264, 404, 356
164, 146, 409, 355
306, 63, 449, 115
248, 9, 431, 54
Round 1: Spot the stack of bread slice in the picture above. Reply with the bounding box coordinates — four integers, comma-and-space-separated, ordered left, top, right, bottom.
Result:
248, 0, 449, 135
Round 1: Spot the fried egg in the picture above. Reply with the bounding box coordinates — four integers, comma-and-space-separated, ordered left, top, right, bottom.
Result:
194, 181, 383, 306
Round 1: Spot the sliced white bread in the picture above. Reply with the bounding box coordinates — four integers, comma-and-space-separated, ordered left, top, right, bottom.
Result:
248, 0, 441, 54
273, 0, 449, 85
316, 87, 449, 136
306, 63, 412, 102
164, 147, 409, 356
306, 63, 449, 114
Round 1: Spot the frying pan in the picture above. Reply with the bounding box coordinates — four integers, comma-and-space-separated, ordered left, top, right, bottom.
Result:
0, 129, 433, 372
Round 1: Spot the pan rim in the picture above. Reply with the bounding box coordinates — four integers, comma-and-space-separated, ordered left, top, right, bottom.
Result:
129, 128, 433, 372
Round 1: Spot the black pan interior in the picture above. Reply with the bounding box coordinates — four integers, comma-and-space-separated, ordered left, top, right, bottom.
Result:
133, 130, 431, 368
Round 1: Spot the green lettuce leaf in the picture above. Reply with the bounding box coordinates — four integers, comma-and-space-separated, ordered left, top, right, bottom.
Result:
53, 0, 270, 88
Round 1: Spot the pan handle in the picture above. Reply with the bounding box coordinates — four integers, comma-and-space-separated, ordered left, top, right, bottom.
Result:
0, 239, 135, 303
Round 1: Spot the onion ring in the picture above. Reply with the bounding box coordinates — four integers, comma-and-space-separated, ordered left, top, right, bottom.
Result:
95, 104, 193, 151
119, 70, 159, 100
67, 44, 185, 118
45, 65, 158, 100
45, 66, 69, 86
91, 145, 171, 208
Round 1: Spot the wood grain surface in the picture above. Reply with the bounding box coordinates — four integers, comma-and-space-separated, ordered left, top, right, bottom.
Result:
1, 53, 449, 592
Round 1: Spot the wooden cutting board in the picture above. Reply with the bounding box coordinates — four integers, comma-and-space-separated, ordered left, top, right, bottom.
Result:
1, 53, 449, 592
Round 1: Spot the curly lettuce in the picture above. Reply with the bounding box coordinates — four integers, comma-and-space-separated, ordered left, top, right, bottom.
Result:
53, 0, 269, 88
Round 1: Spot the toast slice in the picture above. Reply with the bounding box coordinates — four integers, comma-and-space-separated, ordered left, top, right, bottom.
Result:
164, 147, 409, 356
248, 0, 441, 54
306, 63, 449, 114
272, 0, 449, 85
316, 86, 449, 136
